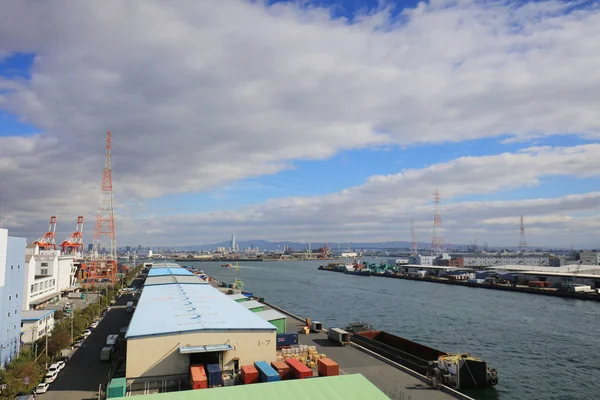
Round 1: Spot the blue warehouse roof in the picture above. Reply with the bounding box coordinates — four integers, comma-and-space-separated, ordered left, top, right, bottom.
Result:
126, 283, 276, 339
147, 267, 194, 277
21, 309, 55, 321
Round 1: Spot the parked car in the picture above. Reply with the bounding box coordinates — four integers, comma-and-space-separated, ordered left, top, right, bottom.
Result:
82, 329, 92, 337
47, 363, 61, 375
56, 360, 66, 371
44, 370, 58, 383
74, 339, 83, 348
35, 382, 49, 393
90, 321, 99, 329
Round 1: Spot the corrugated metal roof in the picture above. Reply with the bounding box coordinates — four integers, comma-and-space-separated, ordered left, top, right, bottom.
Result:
144, 275, 208, 286
179, 344, 233, 354
239, 300, 264, 310
254, 309, 286, 322
147, 267, 194, 277
126, 284, 275, 339
21, 309, 55, 321
111, 374, 388, 399
227, 293, 248, 301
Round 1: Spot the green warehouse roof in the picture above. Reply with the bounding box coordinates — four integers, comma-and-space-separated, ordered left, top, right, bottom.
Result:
113, 374, 389, 400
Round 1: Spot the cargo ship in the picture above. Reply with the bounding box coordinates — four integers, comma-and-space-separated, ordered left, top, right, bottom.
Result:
345, 323, 498, 391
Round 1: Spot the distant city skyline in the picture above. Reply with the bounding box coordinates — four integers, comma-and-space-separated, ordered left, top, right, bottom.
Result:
1, 1, 600, 248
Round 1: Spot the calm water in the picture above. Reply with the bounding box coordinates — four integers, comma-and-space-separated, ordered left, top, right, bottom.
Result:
176, 259, 600, 400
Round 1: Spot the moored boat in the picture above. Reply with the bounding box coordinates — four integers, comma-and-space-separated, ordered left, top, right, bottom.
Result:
348, 326, 498, 390
220, 263, 233, 268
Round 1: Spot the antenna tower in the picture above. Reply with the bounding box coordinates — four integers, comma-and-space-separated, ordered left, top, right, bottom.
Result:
34, 216, 57, 250
519, 215, 527, 253
431, 190, 445, 256
410, 219, 418, 255
86, 131, 117, 285
60, 216, 84, 255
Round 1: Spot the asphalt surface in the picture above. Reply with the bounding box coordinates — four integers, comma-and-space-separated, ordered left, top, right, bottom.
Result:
40, 275, 144, 400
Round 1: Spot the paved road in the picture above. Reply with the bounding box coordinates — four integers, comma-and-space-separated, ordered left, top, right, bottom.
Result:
41, 275, 144, 400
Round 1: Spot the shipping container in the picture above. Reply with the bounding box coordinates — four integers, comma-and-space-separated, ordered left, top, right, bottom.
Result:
190, 365, 208, 390
327, 328, 350, 345
285, 358, 313, 379
205, 364, 223, 388
310, 321, 322, 332
271, 361, 291, 380
276, 332, 298, 349
254, 361, 281, 382
241, 365, 259, 384
106, 378, 126, 398
317, 358, 339, 376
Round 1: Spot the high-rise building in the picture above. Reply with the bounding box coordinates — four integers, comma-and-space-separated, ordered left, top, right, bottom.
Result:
87, 243, 93, 252
0, 228, 26, 367
231, 234, 236, 252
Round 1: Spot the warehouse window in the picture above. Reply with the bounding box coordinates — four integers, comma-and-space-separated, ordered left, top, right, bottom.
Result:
11, 265, 13, 270
41, 262, 48, 267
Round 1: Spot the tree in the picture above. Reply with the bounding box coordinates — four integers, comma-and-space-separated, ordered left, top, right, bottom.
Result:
47, 330, 70, 358
54, 310, 65, 320
1, 356, 41, 398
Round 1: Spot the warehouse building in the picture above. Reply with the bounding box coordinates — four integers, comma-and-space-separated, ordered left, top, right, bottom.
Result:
125, 279, 276, 385
21, 309, 55, 344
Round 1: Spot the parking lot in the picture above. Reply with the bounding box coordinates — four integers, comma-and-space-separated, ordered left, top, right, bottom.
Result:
39, 275, 144, 400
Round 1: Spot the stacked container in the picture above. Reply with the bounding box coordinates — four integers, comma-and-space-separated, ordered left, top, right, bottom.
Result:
254, 361, 281, 382
317, 358, 339, 376
205, 364, 223, 388
285, 358, 313, 379
190, 365, 208, 389
271, 361, 291, 380
241, 365, 259, 384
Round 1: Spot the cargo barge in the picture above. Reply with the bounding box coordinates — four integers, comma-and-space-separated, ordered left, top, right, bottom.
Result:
346, 323, 498, 391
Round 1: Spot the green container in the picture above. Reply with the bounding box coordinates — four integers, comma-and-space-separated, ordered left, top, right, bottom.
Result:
107, 377, 126, 398
249, 306, 265, 313
81, 293, 86, 299
258, 297, 265, 303
269, 318, 286, 334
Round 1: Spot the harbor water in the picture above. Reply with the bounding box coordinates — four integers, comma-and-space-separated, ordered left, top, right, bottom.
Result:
177, 259, 600, 400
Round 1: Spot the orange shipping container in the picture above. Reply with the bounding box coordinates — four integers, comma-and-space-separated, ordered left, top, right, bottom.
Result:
285, 358, 313, 379
241, 365, 259, 384
271, 361, 291, 380
317, 358, 339, 376
190, 365, 208, 389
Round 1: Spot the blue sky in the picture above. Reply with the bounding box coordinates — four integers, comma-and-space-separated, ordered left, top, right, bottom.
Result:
1, 0, 600, 247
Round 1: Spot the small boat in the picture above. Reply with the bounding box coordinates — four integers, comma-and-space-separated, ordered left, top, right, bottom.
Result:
220, 263, 233, 268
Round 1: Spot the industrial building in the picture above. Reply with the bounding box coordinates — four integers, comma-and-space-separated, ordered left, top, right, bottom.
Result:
20, 309, 55, 344
125, 265, 276, 385
112, 374, 389, 400
461, 255, 549, 267
22, 243, 77, 310
0, 228, 26, 368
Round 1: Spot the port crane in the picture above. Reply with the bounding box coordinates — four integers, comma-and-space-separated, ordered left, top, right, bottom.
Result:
34, 216, 57, 250
60, 216, 84, 255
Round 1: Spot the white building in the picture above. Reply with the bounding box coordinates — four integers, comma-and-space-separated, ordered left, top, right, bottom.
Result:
22, 244, 77, 310
137, 249, 153, 258
408, 254, 436, 266
0, 228, 26, 367
21, 310, 55, 344
462, 255, 548, 268
341, 252, 358, 258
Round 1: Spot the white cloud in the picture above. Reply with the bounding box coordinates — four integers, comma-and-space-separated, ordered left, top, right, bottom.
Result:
0, 1, 600, 244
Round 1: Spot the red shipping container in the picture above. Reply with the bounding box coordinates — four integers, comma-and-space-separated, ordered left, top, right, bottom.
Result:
271, 361, 291, 380
241, 365, 259, 384
285, 358, 313, 379
190, 365, 208, 389
317, 358, 339, 376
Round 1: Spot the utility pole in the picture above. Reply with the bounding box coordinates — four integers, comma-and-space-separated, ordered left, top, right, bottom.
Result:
70, 312, 74, 347
45, 319, 49, 369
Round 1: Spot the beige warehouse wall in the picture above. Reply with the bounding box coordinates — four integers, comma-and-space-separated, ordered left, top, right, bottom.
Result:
126, 330, 276, 379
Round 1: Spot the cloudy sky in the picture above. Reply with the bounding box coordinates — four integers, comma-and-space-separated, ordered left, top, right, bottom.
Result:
1, 0, 600, 248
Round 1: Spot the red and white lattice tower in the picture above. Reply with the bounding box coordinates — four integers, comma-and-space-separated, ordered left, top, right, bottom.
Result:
410, 219, 418, 256
34, 216, 57, 250
431, 190, 445, 256
87, 131, 117, 284
519, 215, 527, 253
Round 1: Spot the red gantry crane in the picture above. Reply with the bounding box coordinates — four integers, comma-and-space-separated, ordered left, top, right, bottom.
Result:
60, 216, 84, 255
34, 216, 58, 250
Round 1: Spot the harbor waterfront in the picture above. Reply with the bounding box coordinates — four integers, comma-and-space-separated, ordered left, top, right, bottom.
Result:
179, 258, 600, 400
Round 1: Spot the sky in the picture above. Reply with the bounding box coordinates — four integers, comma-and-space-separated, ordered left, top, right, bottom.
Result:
1, 0, 600, 249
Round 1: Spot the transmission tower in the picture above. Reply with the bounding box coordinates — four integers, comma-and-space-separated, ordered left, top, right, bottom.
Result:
519, 215, 527, 253
410, 219, 418, 255
431, 190, 445, 256
86, 131, 117, 285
